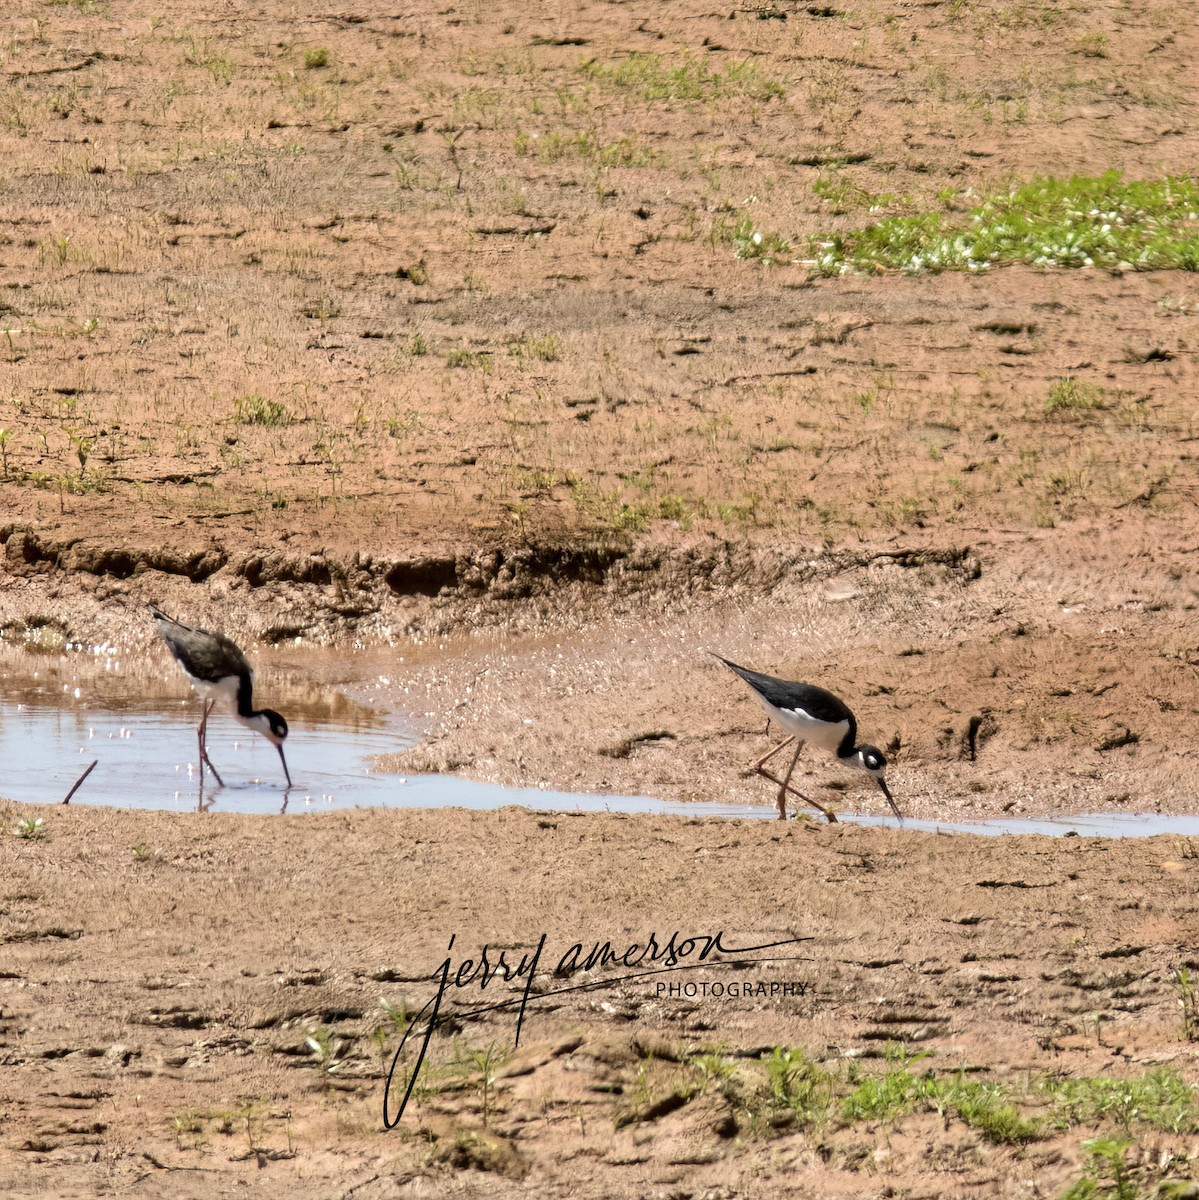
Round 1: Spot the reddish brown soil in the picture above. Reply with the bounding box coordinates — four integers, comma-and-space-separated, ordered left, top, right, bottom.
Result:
3, 805, 1199, 1199
4, 0, 1199, 1196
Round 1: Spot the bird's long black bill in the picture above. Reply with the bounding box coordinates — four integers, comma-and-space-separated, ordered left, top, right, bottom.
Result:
878, 777, 902, 821
278, 744, 293, 788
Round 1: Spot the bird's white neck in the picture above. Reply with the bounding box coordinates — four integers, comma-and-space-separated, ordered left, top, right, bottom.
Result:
236, 711, 281, 745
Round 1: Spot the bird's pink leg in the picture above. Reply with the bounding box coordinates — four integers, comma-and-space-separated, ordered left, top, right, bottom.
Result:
197, 698, 225, 788
746, 735, 796, 775
754, 738, 838, 824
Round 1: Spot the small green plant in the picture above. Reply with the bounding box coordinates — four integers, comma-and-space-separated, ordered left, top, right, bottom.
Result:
378, 996, 408, 1035
813, 173, 897, 215
369, 997, 410, 1069
303, 47, 329, 69
451, 1041, 509, 1127
305, 1026, 344, 1078
1059, 1137, 1138, 1200
687, 1050, 738, 1095
842, 1044, 935, 1122
385, 410, 421, 439
234, 394, 293, 427
509, 333, 562, 362
1075, 32, 1109, 58
735, 224, 792, 264
943, 1076, 1042, 1144
0, 427, 11, 476
445, 347, 490, 370
13, 816, 47, 840
71, 432, 93, 476
132, 842, 155, 863
765, 1047, 835, 1126
409, 332, 428, 356
1176, 967, 1199, 1041
712, 215, 793, 265
657, 494, 694, 527
171, 1108, 206, 1148
1046, 376, 1104, 414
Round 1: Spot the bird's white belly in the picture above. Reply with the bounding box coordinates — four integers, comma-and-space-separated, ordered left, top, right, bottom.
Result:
189, 674, 241, 707
756, 696, 849, 753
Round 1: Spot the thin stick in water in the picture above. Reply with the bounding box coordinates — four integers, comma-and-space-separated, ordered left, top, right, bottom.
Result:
62, 759, 98, 805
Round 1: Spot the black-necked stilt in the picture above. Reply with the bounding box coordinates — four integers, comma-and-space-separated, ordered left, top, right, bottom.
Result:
715, 655, 900, 824
149, 604, 291, 788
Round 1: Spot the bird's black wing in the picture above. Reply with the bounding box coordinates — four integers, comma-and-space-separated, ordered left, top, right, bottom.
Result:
149, 604, 252, 682
713, 655, 855, 724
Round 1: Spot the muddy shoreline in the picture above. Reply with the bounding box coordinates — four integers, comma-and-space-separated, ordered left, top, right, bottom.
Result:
4, 514, 1199, 827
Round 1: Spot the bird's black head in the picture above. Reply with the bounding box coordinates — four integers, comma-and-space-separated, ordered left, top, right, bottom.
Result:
855, 743, 902, 820
259, 709, 288, 744
855, 744, 887, 775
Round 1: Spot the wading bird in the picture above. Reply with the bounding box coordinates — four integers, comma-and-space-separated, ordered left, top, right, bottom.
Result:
715, 655, 899, 824
149, 603, 291, 788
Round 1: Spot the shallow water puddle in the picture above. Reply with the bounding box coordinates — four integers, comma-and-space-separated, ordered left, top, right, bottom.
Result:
1, 641, 1196, 835
0, 640, 660, 816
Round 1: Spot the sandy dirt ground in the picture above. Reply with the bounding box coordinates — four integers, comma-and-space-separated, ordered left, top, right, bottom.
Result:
3, 805, 1199, 1199
5, 0, 1199, 1195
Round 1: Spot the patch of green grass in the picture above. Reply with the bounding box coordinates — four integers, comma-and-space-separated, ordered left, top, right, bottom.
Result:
580, 52, 785, 104
841, 1046, 936, 1122
508, 332, 562, 362
940, 1076, 1042, 1144
1042, 1067, 1199, 1135
811, 173, 1199, 276
1059, 1137, 1139, 1200
711, 215, 793, 265
764, 1047, 835, 1126
516, 128, 654, 168
813, 172, 898, 215
445, 347, 490, 370
234, 394, 293, 427
657, 494, 696, 528
303, 47, 329, 70
613, 1041, 1199, 1175
1046, 376, 1105, 413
